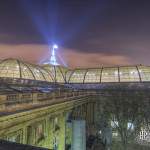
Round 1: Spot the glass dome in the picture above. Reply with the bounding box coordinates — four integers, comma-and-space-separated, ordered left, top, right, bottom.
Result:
43, 64, 66, 83
0, 58, 53, 82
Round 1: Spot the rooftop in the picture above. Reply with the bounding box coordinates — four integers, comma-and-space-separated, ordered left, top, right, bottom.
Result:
0, 58, 150, 84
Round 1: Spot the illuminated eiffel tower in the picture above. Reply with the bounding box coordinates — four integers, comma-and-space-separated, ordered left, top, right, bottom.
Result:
50, 44, 59, 65
42, 44, 67, 66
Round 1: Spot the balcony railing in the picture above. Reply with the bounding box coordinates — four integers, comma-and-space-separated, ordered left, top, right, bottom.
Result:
0, 90, 93, 113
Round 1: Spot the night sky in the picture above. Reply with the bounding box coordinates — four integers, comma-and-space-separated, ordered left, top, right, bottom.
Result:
0, 0, 150, 68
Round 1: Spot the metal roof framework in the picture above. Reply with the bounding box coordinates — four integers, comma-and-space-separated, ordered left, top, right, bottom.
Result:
0, 59, 150, 90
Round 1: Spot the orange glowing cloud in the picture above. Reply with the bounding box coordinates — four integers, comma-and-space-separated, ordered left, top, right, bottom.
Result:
0, 44, 132, 69
62, 48, 132, 68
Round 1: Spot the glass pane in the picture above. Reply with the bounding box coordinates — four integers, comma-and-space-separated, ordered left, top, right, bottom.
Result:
66, 70, 73, 82
84, 69, 101, 83
55, 67, 65, 83
101, 67, 119, 82
43, 65, 55, 81
27, 64, 45, 81
138, 66, 150, 81
69, 69, 86, 83
20, 62, 35, 80
39, 68, 53, 82
119, 67, 140, 82
0, 59, 20, 78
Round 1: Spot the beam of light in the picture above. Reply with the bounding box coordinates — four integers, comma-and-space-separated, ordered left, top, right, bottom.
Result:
20, 0, 59, 43
57, 53, 68, 67
20, 0, 109, 45
57, 1, 109, 45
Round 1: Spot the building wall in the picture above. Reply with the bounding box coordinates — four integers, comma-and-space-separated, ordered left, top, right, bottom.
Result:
0, 97, 96, 150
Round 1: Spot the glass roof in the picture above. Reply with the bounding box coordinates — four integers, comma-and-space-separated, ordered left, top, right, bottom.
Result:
0, 59, 150, 84
84, 68, 101, 83
43, 64, 66, 83
0, 59, 53, 82
68, 69, 87, 83
66, 65, 150, 83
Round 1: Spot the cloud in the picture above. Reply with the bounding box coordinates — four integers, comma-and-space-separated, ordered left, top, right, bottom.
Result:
0, 44, 49, 63
0, 44, 133, 69
62, 48, 131, 68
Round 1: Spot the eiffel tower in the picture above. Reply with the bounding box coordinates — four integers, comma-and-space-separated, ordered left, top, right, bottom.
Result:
42, 44, 67, 66
50, 44, 59, 65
